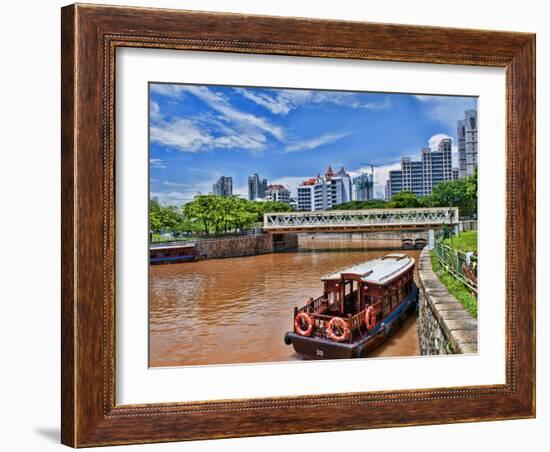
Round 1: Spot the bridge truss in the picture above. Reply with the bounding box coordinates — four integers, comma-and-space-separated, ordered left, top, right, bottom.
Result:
263, 207, 459, 233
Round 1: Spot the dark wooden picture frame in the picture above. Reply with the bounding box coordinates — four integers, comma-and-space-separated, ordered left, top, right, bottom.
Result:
61, 3, 535, 447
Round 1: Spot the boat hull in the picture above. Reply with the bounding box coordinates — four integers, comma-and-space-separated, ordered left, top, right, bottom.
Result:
285, 285, 418, 360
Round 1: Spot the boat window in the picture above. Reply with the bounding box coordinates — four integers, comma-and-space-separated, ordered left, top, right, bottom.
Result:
328, 290, 340, 308
345, 281, 354, 297
382, 295, 391, 316
391, 291, 398, 309
374, 301, 383, 321
406, 274, 411, 293
364, 295, 372, 306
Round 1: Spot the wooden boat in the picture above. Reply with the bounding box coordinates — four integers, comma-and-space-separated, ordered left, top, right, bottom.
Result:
284, 253, 418, 359
149, 244, 199, 265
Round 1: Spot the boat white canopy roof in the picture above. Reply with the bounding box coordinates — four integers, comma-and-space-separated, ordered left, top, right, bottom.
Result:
321, 253, 414, 285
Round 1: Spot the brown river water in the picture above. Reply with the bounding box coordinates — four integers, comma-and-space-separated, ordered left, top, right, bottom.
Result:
149, 236, 421, 367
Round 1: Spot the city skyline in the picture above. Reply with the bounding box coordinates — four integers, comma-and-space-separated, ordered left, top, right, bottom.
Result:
149, 83, 477, 205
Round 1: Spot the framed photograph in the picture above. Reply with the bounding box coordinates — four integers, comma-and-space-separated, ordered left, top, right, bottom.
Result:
61, 3, 535, 447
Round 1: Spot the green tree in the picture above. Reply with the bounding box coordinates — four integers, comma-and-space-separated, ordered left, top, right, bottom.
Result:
149, 200, 163, 233
429, 172, 477, 218
149, 200, 185, 233
387, 191, 420, 208
181, 195, 285, 235
183, 195, 218, 234
230, 197, 257, 231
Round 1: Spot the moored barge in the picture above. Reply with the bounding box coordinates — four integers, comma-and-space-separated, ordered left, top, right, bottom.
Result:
149, 243, 199, 265
284, 253, 418, 359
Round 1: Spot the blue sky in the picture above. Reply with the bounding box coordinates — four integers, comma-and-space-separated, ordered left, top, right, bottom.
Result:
149, 83, 477, 204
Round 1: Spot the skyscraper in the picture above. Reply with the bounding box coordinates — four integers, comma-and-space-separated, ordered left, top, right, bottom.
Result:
400, 156, 425, 196
427, 138, 453, 190
212, 176, 233, 196
297, 175, 326, 211
458, 109, 478, 178
353, 172, 374, 201
265, 184, 291, 204
386, 138, 457, 199
297, 165, 352, 211
328, 166, 353, 207
248, 173, 268, 200
457, 118, 466, 177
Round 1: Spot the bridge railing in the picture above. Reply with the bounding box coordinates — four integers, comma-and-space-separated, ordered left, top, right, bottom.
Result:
264, 207, 459, 230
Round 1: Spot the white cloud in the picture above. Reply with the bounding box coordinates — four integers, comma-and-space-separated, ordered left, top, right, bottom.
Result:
270, 176, 309, 198
413, 95, 432, 102
150, 84, 188, 97
180, 86, 285, 139
163, 181, 188, 187
152, 84, 284, 141
229, 182, 249, 198
427, 133, 451, 151
150, 191, 193, 206
414, 95, 477, 132
150, 158, 166, 169
234, 88, 294, 115
150, 118, 214, 152
151, 176, 220, 205
284, 131, 351, 153
151, 116, 268, 153
150, 84, 285, 153
150, 101, 161, 122
359, 98, 391, 110
234, 88, 391, 116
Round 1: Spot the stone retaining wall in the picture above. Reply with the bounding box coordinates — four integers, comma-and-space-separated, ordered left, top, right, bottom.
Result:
417, 247, 478, 355
194, 233, 297, 260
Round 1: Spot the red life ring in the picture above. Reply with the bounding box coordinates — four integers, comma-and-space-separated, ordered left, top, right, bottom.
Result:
365, 306, 377, 331
294, 312, 314, 337
327, 317, 349, 342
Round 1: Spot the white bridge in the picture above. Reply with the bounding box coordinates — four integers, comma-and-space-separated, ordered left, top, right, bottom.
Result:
263, 207, 459, 233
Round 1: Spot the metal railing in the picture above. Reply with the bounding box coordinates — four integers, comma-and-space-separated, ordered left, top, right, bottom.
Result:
460, 220, 478, 231
295, 301, 367, 343
434, 238, 478, 295
264, 207, 459, 232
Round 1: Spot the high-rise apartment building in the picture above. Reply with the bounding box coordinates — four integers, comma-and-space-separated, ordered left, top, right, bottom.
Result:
297, 176, 326, 211
265, 184, 291, 204
353, 173, 374, 201
248, 173, 268, 200
212, 176, 233, 197
457, 109, 478, 178
386, 138, 457, 199
424, 138, 453, 191
297, 165, 352, 211
328, 166, 353, 207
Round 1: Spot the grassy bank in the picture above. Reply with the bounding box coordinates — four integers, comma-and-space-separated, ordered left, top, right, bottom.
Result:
442, 230, 477, 253
429, 249, 478, 317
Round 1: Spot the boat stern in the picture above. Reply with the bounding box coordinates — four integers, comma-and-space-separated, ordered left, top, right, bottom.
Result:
284, 332, 360, 360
